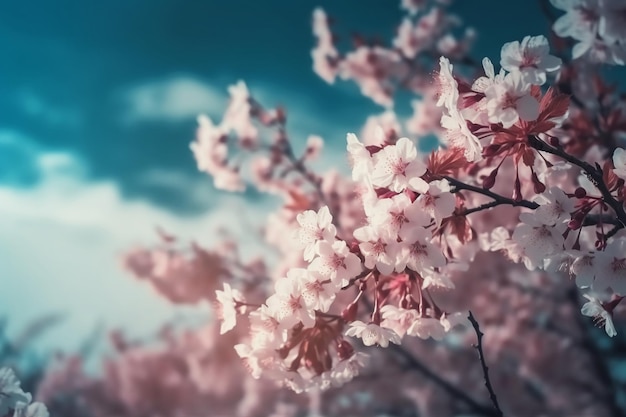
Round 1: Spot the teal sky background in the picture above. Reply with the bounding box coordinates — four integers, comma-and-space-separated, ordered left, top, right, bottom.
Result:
0, 0, 557, 354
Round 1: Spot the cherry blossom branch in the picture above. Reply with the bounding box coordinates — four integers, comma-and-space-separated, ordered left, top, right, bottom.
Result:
277, 128, 328, 204
443, 176, 539, 210
359, 295, 498, 416
446, 174, 623, 231
468, 311, 504, 417
389, 344, 501, 417
528, 135, 626, 229
605, 224, 623, 240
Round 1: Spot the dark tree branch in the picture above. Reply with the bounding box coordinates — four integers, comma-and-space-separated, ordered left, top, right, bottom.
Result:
468, 311, 504, 417
527, 135, 626, 229
444, 176, 539, 210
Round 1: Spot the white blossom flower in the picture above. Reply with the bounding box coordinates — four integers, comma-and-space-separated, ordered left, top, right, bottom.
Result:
0, 368, 32, 416
295, 206, 337, 262
581, 294, 617, 337
249, 304, 284, 349
234, 343, 281, 379
222, 80, 258, 145
612, 148, 626, 180
593, 239, 626, 294
406, 317, 446, 340
479, 226, 511, 252
267, 275, 316, 329
551, 0, 601, 42
330, 352, 369, 385
512, 212, 566, 269
533, 187, 575, 225
422, 271, 456, 289
13, 403, 49, 417
310, 240, 363, 286
215, 283, 245, 334
397, 227, 446, 274
484, 71, 540, 128
380, 305, 420, 337
472, 57, 505, 93
288, 268, 339, 313
371, 137, 429, 193
416, 180, 456, 226
572, 253, 596, 288
435, 56, 459, 113
500, 35, 562, 85
440, 312, 470, 332
369, 193, 430, 236
440, 108, 483, 162
353, 225, 399, 275
345, 321, 402, 347
346, 133, 374, 183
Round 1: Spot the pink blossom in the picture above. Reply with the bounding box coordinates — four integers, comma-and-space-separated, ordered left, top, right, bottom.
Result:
215, 283, 245, 334
309, 240, 363, 286
500, 35, 562, 85
295, 206, 337, 262
353, 225, 399, 275
371, 137, 429, 193
612, 148, 626, 180
484, 71, 540, 128
593, 239, 626, 294
581, 295, 617, 337
345, 321, 402, 347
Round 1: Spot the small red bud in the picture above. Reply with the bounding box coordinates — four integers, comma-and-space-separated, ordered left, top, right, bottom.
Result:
531, 172, 546, 194
482, 169, 498, 190
341, 301, 359, 322
568, 219, 582, 230
574, 187, 587, 198
336, 340, 355, 360
549, 136, 560, 147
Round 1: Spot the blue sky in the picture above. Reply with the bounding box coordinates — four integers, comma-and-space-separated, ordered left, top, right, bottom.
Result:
0, 0, 554, 352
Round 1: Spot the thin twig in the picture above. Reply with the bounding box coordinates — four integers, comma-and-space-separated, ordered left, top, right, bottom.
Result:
527, 135, 626, 229
444, 176, 539, 210
389, 344, 501, 417
468, 311, 504, 417
360, 297, 498, 416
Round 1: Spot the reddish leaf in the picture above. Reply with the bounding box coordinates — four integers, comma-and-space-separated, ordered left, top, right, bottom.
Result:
427, 148, 470, 176
529, 87, 570, 135
285, 189, 312, 212
603, 160, 620, 190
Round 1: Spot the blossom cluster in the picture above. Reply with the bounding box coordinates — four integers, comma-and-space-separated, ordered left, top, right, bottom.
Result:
37, 2, 626, 416
191, 29, 626, 402
551, 0, 626, 65
0, 368, 48, 417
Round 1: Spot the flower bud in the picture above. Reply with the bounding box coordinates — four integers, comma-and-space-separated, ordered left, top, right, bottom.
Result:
336, 340, 355, 360
531, 172, 546, 194
549, 136, 560, 147
482, 169, 498, 190
341, 300, 359, 322
574, 187, 587, 199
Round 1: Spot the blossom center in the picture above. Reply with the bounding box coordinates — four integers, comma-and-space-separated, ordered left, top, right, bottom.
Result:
610, 257, 626, 274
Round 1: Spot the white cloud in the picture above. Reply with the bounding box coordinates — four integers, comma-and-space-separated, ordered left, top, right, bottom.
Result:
136, 168, 216, 208
121, 76, 227, 123
0, 139, 271, 353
